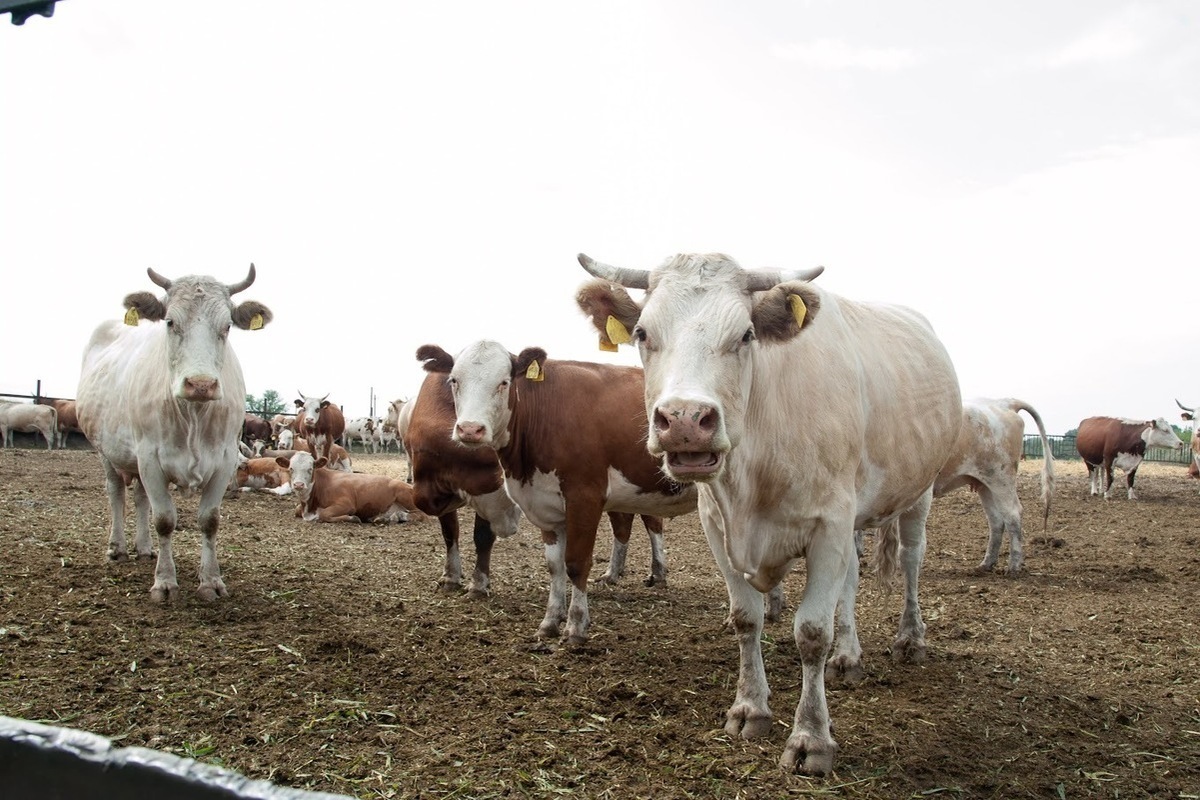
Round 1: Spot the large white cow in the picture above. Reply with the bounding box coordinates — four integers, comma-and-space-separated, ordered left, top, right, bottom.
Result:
75, 264, 272, 602
0, 402, 57, 450
575, 252, 961, 775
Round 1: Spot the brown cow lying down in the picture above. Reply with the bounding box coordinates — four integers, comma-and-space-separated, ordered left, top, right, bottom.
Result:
231, 456, 292, 495
280, 451, 421, 524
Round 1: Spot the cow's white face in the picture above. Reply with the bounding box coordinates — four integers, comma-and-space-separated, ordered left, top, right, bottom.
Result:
122, 267, 270, 404
283, 450, 326, 501
295, 396, 328, 428
1145, 418, 1184, 450
633, 257, 765, 481
576, 253, 820, 484
157, 279, 236, 402
447, 340, 514, 450
277, 428, 294, 448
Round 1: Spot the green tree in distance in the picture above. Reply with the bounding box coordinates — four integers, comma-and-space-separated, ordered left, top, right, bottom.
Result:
246, 389, 286, 419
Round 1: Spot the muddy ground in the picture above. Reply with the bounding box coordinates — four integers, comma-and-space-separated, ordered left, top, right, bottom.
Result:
0, 448, 1197, 799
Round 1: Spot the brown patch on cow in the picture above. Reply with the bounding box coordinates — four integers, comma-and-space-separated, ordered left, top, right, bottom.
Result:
575, 279, 642, 347
416, 344, 455, 374
122, 290, 166, 321
751, 281, 821, 344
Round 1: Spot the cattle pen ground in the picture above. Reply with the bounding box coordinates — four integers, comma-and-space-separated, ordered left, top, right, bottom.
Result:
0, 451, 1197, 799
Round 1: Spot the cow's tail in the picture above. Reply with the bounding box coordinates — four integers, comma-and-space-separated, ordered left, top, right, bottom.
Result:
1008, 398, 1055, 531
870, 519, 902, 593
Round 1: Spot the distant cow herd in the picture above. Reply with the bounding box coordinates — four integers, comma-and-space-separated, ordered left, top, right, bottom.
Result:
4, 256, 1198, 777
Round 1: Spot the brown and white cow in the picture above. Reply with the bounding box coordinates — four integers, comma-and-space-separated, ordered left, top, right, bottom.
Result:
404, 369, 668, 598
0, 402, 57, 450
418, 341, 698, 643
231, 455, 292, 495
344, 416, 376, 452
1075, 415, 1183, 500
1175, 399, 1200, 489
279, 451, 419, 523
932, 397, 1055, 574
574, 252, 961, 775
75, 264, 271, 602
293, 392, 346, 463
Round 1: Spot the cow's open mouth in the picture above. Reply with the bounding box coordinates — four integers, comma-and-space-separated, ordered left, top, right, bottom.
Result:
665, 450, 722, 477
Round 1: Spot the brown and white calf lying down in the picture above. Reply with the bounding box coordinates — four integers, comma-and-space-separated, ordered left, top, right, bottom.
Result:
279, 451, 420, 523
231, 456, 293, 495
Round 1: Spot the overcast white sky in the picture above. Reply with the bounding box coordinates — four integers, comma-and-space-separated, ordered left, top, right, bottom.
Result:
2, 1, 1197, 434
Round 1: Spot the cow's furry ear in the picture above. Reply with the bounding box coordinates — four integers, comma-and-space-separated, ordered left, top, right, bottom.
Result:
576, 279, 641, 347
417, 344, 454, 374
514, 347, 548, 379
124, 291, 166, 322
232, 301, 273, 330
751, 281, 821, 344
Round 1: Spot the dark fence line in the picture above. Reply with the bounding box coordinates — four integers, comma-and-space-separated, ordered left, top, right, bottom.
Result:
1023, 434, 1193, 465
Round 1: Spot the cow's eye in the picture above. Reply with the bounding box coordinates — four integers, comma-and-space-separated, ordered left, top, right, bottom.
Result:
499, 379, 510, 392
742, 328, 755, 345
632, 327, 648, 344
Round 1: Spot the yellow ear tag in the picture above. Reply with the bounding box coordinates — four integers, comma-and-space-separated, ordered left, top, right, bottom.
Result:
598, 337, 618, 352
605, 315, 632, 345
788, 294, 807, 328
249, 313, 264, 331
525, 360, 544, 382
123, 307, 139, 326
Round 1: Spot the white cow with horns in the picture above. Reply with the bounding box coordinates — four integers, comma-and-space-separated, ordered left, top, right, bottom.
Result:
574, 252, 962, 776
75, 264, 272, 602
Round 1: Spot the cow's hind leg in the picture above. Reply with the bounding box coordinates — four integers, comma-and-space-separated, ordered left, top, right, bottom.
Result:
642, 514, 668, 587
892, 490, 931, 663
595, 512, 632, 585
825, 543, 864, 685
468, 514, 496, 598
976, 483, 1024, 574
538, 529, 569, 640
132, 479, 153, 559
102, 458, 130, 561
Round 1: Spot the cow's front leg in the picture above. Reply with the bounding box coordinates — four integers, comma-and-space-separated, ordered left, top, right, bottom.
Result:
562, 499, 602, 644
195, 476, 230, 602
699, 495, 773, 740
781, 522, 851, 776
538, 528, 568, 639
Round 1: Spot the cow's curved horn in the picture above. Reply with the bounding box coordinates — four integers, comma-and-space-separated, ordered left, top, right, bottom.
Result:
297, 390, 306, 400
227, 263, 256, 295
320, 393, 329, 402
1176, 398, 1194, 413
577, 254, 650, 290
745, 265, 825, 292
147, 268, 172, 290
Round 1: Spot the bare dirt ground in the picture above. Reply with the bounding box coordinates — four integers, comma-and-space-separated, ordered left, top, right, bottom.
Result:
1, 448, 1197, 799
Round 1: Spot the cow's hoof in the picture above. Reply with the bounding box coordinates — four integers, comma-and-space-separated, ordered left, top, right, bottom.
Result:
825, 655, 865, 686
536, 620, 561, 640
108, 550, 128, 562
197, 582, 228, 602
149, 583, 178, 603
725, 707, 772, 740
780, 732, 837, 776
892, 637, 927, 663
436, 581, 461, 595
